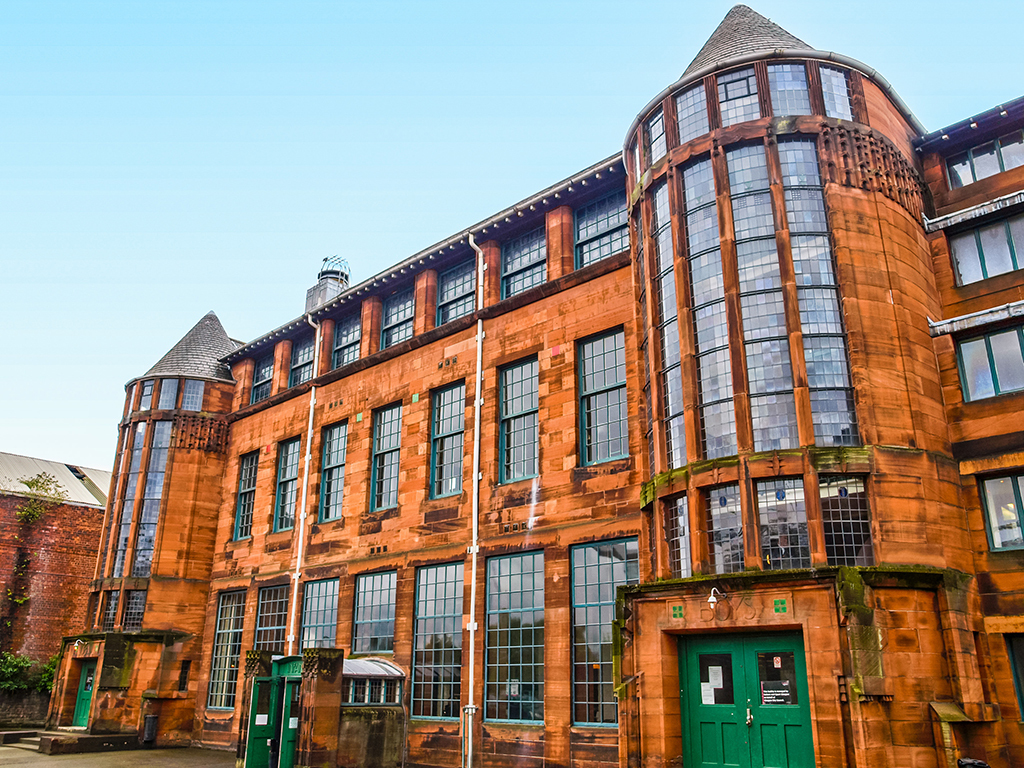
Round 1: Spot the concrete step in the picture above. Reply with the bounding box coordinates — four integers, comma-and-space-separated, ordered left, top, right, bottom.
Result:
8, 741, 41, 751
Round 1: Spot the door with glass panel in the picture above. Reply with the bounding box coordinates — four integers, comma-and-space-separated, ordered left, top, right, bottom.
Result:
679, 633, 813, 768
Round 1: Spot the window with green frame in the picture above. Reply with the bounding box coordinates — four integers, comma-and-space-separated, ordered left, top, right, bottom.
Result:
411, 562, 464, 719
289, 335, 315, 387
501, 228, 546, 298
300, 578, 339, 649
381, 289, 414, 349
644, 107, 666, 165
353, 571, 396, 653
578, 329, 628, 464
234, 451, 258, 539
499, 358, 539, 483
947, 130, 1024, 188
255, 585, 289, 653
274, 438, 301, 531
485, 551, 544, 723
208, 591, 245, 709
958, 326, 1024, 401
431, 382, 465, 498
437, 260, 476, 325
319, 422, 348, 522
575, 191, 628, 268
1006, 635, 1024, 708
251, 355, 274, 404
571, 539, 638, 725
332, 314, 361, 369
371, 404, 402, 510
950, 213, 1024, 285
981, 473, 1024, 549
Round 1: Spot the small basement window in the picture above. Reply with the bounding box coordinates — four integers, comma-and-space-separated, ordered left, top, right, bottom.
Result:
340, 658, 404, 706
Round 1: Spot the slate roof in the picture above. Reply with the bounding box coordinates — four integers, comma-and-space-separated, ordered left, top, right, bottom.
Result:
0, 452, 111, 508
682, 5, 813, 79
141, 311, 238, 383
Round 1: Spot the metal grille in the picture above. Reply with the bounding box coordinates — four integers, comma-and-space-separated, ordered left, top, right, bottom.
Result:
371, 404, 402, 510
289, 335, 316, 387
208, 592, 245, 709
353, 572, 396, 653
820, 476, 873, 565
768, 63, 812, 116
320, 422, 348, 521
132, 420, 171, 577
579, 330, 628, 464
437, 260, 476, 324
756, 478, 810, 570
575, 191, 628, 268
707, 484, 744, 574
431, 383, 465, 497
301, 578, 339, 649
101, 590, 120, 632
255, 585, 289, 652
664, 496, 691, 578
571, 539, 639, 725
122, 590, 147, 632
181, 379, 205, 411
274, 438, 301, 530
676, 84, 709, 145
499, 359, 538, 482
485, 551, 544, 722
411, 562, 464, 718
381, 289, 415, 349
332, 314, 361, 369
234, 451, 258, 539
501, 228, 547, 298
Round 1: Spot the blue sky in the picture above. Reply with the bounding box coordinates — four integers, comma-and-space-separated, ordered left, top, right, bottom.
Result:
2, 0, 1022, 470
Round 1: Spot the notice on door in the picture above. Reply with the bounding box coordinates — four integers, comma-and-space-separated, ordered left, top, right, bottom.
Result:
701, 682, 716, 705
761, 680, 793, 706
708, 666, 723, 688
254, 714, 269, 726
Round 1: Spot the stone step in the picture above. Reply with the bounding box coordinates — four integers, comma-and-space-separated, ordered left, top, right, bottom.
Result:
8, 741, 41, 751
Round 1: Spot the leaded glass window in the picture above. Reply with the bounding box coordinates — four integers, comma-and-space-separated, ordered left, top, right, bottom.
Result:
645, 108, 667, 165
571, 539, 639, 725
289, 335, 315, 387
767, 63, 811, 116
950, 214, 1024, 285
707, 484, 743, 574
112, 422, 146, 577
579, 330, 628, 464
431, 383, 465, 498
101, 590, 120, 632
234, 451, 258, 539
756, 478, 810, 570
353, 571, 397, 653
717, 67, 759, 127
982, 474, 1024, 550
139, 380, 154, 411
332, 314, 361, 369
437, 260, 476, 325
958, 327, 1024, 401
182, 379, 205, 411
301, 578, 339, 649
274, 438, 301, 531
158, 379, 178, 410
131, 420, 171, 577
947, 130, 1024, 188
320, 422, 348, 522
371, 404, 402, 510
575, 191, 628, 268
665, 496, 691, 578
381, 289, 415, 349
122, 590, 147, 632
251, 355, 274, 404
820, 476, 873, 565
208, 592, 245, 709
676, 84, 709, 144
499, 359, 539, 483
485, 551, 544, 722
502, 228, 547, 298
255, 585, 289, 653
820, 66, 853, 121
412, 562, 464, 719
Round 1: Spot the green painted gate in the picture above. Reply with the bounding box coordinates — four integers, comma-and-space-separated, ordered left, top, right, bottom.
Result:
678, 633, 814, 768
245, 657, 302, 768
72, 660, 96, 727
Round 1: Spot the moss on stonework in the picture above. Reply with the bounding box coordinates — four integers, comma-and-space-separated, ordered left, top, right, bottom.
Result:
836, 567, 873, 622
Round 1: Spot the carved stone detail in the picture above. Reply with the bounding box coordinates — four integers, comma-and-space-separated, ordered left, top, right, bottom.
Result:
173, 414, 229, 453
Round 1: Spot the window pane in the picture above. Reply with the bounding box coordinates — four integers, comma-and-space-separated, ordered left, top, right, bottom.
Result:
951, 231, 984, 285
332, 315, 361, 369
354, 572, 397, 653
676, 85, 709, 144
412, 563, 464, 718
372, 405, 402, 509
717, 68, 759, 127
182, 379, 205, 411
983, 476, 1023, 549
158, 379, 178, 410
255, 585, 289, 653
579, 331, 628, 464
990, 330, 1024, 394
1001, 131, 1024, 171
973, 142, 1000, 181
432, 383, 466, 497
301, 578, 339, 649
664, 496, 691, 578
208, 592, 245, 709
979, 222, 1014, 278
820, 476, 873, 566
707, 485, 743, 573
502, 228, 547, 297
757, 479, 810, 570
645, 108, 667, 164
438, 260, 476, 324
575, 192, 628, 268
960, 338, 995, 400
320, 422, 348, 521
768, 63, 811, 116
947, 154, 973, 188
820, 66, 853, 121
275, 438, 301, 530
500, 360, 539, 482
235, 452, 258, 539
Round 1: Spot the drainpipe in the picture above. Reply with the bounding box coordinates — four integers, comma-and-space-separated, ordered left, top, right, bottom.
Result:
464, 233, 486, 768
286, 314, 322, 657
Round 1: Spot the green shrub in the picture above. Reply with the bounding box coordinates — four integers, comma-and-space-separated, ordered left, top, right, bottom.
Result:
0, 651, 58, 694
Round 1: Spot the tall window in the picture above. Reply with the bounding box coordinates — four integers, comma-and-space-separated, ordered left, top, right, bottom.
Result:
820, 476, 873, 565
980, 473, 1024, 550
578, 330, 628, 464
676, 84, 709, 144
575, 191, 628, 269
112, 422, 146, 577
727, 144, 798, 452
251, 355, 274, 404
139, 380, 154, 410
950, 214, 1024, 285
664, 496, 691, 578
485, 551, 544, 723
289, 335, 315, 387
767, 63, 811, 116
274, 438, 301, 531
958, 326, 1024, 401
756, 478, 810, 570
571, 539, 639, 725
371, 404, 402, 510
820, 66, 853, 121
158, 379, 178, 409
255, 585, 289, 653
234, 451, 258, 539
707, 484, 743, 574
717, 67, 759, 127
132, 420, 171, 577
431, 383, 465, 498
499, 359, 539, 483
437, 260, 476, 325
208, 592, 245, 709
123, 590, 147, 632
353, 571, 397, 653
181, 379, 205, 411
332, 314, 361, 369
948, 130, 1024, 188
780, 139, 860, 446
320, 422, 348, 522
501, 228, 547, 298
101, 590, 120, 632
412, 562, 464, 719
381, 289, 415, 349
644, 108, 667, 165
683, 159, 736, 459
301, 578, 339, 649
635, 208, 656, 473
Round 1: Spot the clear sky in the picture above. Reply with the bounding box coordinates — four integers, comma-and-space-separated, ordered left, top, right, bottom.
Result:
2, 0, 1022, 470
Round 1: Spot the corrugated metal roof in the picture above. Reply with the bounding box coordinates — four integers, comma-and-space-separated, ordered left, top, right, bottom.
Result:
343, 658, 404, 678
0, 452, 111, 508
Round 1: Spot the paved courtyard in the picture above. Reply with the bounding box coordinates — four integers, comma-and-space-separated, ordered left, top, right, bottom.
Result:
0, 746, 234, 767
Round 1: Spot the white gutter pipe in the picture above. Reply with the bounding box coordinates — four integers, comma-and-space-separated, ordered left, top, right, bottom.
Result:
286, 314, 322, 656
463, 234, 486, 768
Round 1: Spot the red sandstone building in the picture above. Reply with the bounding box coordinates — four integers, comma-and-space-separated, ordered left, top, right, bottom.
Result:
46, 6, 1024, 767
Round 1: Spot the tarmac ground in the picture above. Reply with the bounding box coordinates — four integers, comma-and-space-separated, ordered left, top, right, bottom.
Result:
0, 746, 235, 767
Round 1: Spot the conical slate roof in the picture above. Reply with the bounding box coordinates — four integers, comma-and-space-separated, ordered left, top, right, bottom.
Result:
141, 311, 238, 382
682, 5, 813, 78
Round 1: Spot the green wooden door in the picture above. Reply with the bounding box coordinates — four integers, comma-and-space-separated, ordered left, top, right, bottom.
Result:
278, 678, 301, 768
679, 633, 814, 768
245, 677, 279, 768
72, 660, 96, 727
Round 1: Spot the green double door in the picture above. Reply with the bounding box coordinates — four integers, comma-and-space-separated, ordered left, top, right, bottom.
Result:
679, 633, 814, 768
246, 675, 301, 768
